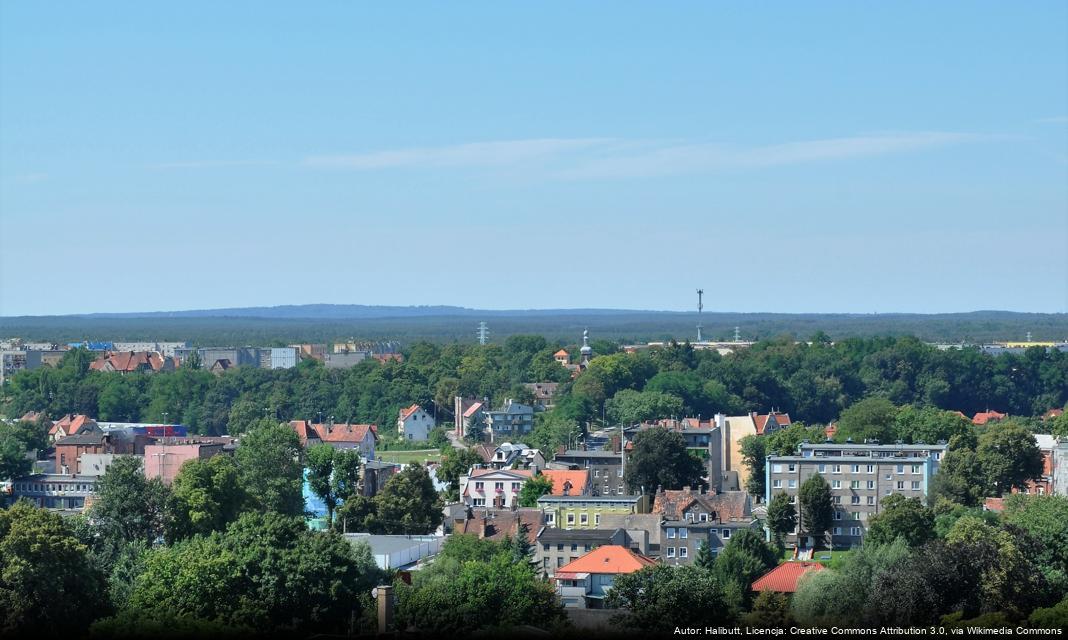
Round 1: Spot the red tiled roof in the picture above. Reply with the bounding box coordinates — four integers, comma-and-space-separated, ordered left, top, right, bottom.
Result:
972, 411, 1007, 425
983, 497, 1006, 513
541, 469, 589, 496
457, 509, 542, 543
752, 562, 826, 593
463, 402, 484, 418
289, 421, 379, 444
556, 545, 656, 576
398, 404, 422, 421
554, 349, 570, 357
1044, 408, 1064, 420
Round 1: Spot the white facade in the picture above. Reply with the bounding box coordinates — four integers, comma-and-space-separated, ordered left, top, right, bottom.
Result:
269, 347, 298, 369
398, 407, 435, 441
460, 469, 531, 509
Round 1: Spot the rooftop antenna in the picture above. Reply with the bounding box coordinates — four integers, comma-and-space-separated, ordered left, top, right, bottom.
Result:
477, 321, 489, 346
696, 289, 704, 342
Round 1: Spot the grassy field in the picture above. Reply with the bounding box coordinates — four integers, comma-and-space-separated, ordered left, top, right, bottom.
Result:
377, 449, 443, 465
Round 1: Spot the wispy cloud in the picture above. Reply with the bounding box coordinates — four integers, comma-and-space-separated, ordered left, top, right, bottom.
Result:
303, 138, 613, 169
1035, 116, 1068, 125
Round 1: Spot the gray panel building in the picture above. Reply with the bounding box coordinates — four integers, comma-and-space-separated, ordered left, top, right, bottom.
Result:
766, 441, 947, 547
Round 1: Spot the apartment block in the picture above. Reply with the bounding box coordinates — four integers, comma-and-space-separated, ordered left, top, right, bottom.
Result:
765, 441, 947, 547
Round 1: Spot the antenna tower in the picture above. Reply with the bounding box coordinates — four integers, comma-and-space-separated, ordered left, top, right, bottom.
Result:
734, 326, 741, 343
696, 289, 704, 342
477, 321, 489, 346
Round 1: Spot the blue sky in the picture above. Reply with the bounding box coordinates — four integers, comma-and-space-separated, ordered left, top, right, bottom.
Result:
1, 2, 1066, 316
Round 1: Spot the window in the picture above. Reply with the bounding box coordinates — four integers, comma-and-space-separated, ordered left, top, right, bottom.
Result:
700, 513, 708, 522
834, 527, 842, 535
833, 496, 842, 504
571, 544, 578, 551
832, 480, 841, 489
851, 464, 860, 473
832, 465, 842, 474
680, 528, 688, 539
595, 514, 601, 526
512, 482, 520, 491
911, 481, 921, 490
773, 480, 782, 489
867, 480, 875, 489
495, 482, 504, 491
851, 496, 861, 505
473, 498, 486, 507
667, 547, 676, 558
557, 557, 565, 567
567, 513, 575, 525
911, 465, 921, 475
896, 481, 905, 490
852, 512, 861, 520
896, 465, 904, 474
850, 527, 862, 536
722, 529, 732, 539
885, 489, 892, 495
679, 547, 688, 558
850, 480, 860, 489
834, 511, 843, 520
772, 464, 783, 473
667, 528, 676, 539
818, 464, 826, 473
788, 479, 797, 489
885, 473, 892, 481
867, 496, 876, 505
788, 463, 796, 472
474, 482, 484, 491
593, 469, 600, 477
543, 544, 550, 551
546, 513, 555, 525
617, 469, 624, 477
580, 513, 589, 525
867, 465, 875, 474
557, 543, 565, 551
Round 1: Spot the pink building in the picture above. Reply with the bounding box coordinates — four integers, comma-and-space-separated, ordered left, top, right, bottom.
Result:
143, 438, 228, 485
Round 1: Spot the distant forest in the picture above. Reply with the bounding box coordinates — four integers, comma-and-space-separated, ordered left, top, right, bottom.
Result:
1, 308, 1067, 345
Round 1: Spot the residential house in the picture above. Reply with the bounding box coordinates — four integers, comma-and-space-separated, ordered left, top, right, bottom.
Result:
1018, 434, 1057, 496
598, 513, 662, 556
397, 404, 435, 441
488, 442, 545, 472
90, 351, 177, 374
54, 431, 129, 474
541, 469, 590, 497
524, 382, 560, 410
536, 527, 628, 576
210, 359, 232, 374
48, 414, 100, 443
717, 412, 792, 493
972, 410, 1007, 426
460, 468, 532, 509
554, 545, 657, 609
453, 507, 543, 543
484, 400, 535, 442
536, 494, 650, 529
549, 449, 626, 497
766, 441, 948, 547
290, 420, 379, 460
751, 562, 826, 594
453, 397, 486, 439
653, 487, 757, 564
143, 438, 226, 485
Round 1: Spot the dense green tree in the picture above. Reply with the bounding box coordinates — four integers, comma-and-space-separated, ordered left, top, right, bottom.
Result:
975, 422, 1044, 495
930, 435, 989, 507
866, 541, 980, 626
517, 473, 554, 508
865, 494, 935, 548
695, 539, 716, 570
766, 422, 828, 456
437, 447, 484, 501
1029, 597, 1068, 630
791, 538, 910, 626
90, 455, 170, 546
234, 422, 305, 516
605, 388, 685, 425
0, 501, 111, 635
713, 529, 778, 608
624, 428, 705, 494
0, 430, 31, 482
746, 590, 795, 627
1002, 494, 1068, 598
167, 454, 249, 541
834, 396, 899, 443
766, 492, 797, 547
306, 444, 341, 526
373, 463, 442, 534
116, 513, 381, 634
607, 564, 736, 630
893, 405, 970, 444
798, 474, 833, 548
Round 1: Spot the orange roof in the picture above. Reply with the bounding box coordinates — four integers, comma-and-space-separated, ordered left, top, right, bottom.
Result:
1044, 408, 1064, 420
553, 349, 570, 357
556, 545, 656, 575
398, 404, 422, 421
983, 497, 1006, 513
289, 421, 379, 444
541, 469, 589, 496
972, 411, 1006, 425
752, 562, 826, 593
824, 422, 837, 438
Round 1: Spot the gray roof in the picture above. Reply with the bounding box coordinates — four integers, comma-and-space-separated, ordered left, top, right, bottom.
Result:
343, 533, 441, 555
798, 443, 947, 452
554, 450, 624, 460
54, 432, 108, 446
537, 494, 643, 504
537, 527, 623, 542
